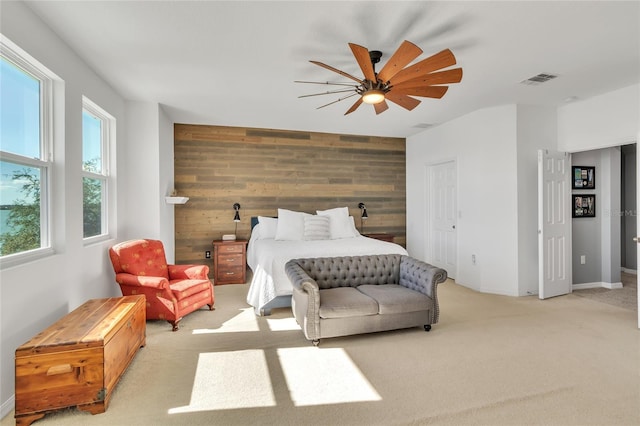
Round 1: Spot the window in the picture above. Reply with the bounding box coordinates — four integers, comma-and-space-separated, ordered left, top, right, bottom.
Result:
0, 37, 53, 260
82, 97, 112, 241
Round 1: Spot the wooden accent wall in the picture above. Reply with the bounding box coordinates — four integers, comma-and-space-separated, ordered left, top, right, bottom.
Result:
173, 124, 406, 269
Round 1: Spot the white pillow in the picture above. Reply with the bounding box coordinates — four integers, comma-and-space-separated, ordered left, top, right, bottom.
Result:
317, 207, 356, 239
257, 216, 278, 239
349, 216, 360, 236
330, 215, 358, 239
316, 206, 349, 218
275, 209, 310, 240
303, 215, 331, 240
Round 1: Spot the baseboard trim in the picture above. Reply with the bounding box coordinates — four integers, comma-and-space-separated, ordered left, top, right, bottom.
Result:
604, 281, 623, 289
573, 281, 623, 290
1, 394, 14, 420
621, 268, 637, 275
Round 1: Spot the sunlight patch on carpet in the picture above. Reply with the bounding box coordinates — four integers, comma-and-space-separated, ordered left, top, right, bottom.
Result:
266, 316, 300, 331
168, 350, 275, 413
278, 347, 381, 406
192, 307, 259, 334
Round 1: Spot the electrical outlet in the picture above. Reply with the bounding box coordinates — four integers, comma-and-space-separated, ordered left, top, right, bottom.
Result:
472, 254, 476, 265
580, 255, 586, 265
205, 250, 211, 259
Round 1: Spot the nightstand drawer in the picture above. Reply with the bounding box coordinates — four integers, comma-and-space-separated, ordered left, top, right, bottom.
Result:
217, 244, 244, 254
216, 266, 245, 283
218, 254, 243, 267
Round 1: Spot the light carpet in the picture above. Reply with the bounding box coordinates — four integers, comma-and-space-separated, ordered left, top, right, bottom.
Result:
573, 272, 637, 312
3, 280, 639, 426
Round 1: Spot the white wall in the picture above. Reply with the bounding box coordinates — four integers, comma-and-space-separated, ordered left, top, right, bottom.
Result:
0, 3, 172, 417
558, 84, 639, 151
407, 105, 521, 296
516, 106, 558, 295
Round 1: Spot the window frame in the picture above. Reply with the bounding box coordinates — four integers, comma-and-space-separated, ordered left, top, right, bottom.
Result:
81, 96, 113, 245
0, 35, 55, 267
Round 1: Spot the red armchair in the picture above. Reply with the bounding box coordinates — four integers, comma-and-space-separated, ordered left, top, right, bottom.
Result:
109, 239, 214, 331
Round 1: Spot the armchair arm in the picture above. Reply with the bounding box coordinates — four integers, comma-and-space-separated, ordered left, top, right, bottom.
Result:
168, 264, 210, 280
115, 273, 170, 289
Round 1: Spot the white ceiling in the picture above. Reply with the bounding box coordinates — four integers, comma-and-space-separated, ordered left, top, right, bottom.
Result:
23, 0, 640, 138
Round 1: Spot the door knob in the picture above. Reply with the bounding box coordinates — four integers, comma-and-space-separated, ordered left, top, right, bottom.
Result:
634, 237, 640, 243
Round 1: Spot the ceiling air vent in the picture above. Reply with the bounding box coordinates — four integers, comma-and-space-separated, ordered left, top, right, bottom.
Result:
520, 73, 558, 86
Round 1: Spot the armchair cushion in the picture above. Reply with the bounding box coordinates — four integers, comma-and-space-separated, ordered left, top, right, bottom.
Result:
169, 279, 213, 301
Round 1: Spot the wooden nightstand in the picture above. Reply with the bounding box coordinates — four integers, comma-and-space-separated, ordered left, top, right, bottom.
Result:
363, 233, 395, 243
212, 239, 247, 285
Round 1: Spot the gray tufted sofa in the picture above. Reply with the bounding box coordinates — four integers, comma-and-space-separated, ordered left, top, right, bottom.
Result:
285, 254, 448, 345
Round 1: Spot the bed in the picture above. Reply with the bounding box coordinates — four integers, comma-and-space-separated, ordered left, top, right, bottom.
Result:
246, 208, 408, 315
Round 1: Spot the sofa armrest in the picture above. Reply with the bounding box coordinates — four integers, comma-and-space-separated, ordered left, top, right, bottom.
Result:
398, 256, 447, 325
168, 264, 210, 280
285, 261, 320, 299
398, 256, 447, 298
285, 260, 322, 340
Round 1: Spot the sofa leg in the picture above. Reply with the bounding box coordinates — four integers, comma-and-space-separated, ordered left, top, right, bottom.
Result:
207, 303, 215, 311
424, 324, 432, 332
312, 339, 320, 347
170, 320, 180, 331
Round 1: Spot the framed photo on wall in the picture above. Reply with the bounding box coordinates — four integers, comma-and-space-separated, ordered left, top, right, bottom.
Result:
572, 166, 595, 189
573, 194, 596, 218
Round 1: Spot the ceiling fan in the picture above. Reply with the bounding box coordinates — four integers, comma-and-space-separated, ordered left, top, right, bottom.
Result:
296, 40, 463, 115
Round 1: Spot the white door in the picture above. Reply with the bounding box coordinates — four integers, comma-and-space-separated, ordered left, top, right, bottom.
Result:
538, 150, 572, 299
429, 161, 457, 278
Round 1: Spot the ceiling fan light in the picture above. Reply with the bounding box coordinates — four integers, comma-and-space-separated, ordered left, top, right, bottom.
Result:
361, 89, 385, 104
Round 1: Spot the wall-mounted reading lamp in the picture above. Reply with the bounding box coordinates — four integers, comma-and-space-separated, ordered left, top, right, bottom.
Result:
233, 203, 241, 234
358, 202, 368, 233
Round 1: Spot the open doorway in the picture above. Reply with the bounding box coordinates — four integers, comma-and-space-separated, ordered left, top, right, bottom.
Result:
571, 144, 638, 312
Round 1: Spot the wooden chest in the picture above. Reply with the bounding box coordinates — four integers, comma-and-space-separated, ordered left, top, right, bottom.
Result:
15, 295, 146, 426
212, 239, 247, 284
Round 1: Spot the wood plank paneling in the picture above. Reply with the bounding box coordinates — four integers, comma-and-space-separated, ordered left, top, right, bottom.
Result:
174, 124, 406, 272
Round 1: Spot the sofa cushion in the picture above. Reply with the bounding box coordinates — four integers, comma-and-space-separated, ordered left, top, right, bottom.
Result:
319, 287, 379, 319
357, 284, 431, 315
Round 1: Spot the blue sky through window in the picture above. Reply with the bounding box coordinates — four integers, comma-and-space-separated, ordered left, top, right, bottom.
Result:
0, 57, 40, 204
82, 110, 102, 173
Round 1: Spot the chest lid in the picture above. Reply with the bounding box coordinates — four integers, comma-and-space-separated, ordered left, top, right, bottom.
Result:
16, 295, 144, 356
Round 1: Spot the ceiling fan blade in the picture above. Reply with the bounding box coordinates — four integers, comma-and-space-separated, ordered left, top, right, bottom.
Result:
392, 68, 463, 91
295, 80, 359, 87
391, 86, 449, 99
374, 100, 389, 115
316, 93, 359, 110
388, 49, 457, 86
376, 40, 423, 83
344, 97, 364, 115
299, 88, 358, 98
310, 60, 363, 83
348, 43, 377, 82
384, 92, 421, 111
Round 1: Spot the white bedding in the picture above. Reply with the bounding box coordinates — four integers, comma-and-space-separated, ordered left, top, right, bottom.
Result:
246, 223, 408, 313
